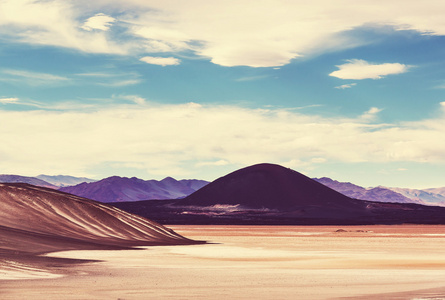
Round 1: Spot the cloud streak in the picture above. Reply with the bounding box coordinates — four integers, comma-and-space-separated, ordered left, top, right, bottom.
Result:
0, 69, 69, 86
75, 71, 142, 87
1, 101, 444, 178
335, 83, 357, 89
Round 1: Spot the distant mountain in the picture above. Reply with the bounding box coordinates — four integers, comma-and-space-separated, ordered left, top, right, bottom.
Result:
114, 163, 445, 225
36, 174, 96, 187
313, 177, 417, 204
383, 186, 445, 206
60, 176, 209, 203
312, 177, 445, 207
0, 174, 57, 189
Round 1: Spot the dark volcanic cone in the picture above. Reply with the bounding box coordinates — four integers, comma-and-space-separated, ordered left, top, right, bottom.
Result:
178, 163, 367, 213
0, 183, 200, 255
114, 164, 445, 225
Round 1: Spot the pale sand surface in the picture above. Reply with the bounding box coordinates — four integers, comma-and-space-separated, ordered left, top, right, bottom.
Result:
2, 225, 445, 299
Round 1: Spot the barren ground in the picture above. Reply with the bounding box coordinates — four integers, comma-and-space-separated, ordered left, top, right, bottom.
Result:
2, 225, 445, 299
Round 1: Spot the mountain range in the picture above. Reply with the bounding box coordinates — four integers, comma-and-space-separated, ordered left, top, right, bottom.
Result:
1, 172, 444, 206
2, 163, 445, 226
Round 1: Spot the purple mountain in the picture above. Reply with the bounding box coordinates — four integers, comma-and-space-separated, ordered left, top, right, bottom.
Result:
60, 176, 209, 203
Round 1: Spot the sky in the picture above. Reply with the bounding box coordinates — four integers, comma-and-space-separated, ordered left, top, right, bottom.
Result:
1, 0, 445, 188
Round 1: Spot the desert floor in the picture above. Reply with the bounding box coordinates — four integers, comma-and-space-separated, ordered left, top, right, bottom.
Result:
2, 225, 445, 299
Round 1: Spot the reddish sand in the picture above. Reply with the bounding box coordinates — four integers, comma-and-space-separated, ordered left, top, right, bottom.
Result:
2, 225, 445, 299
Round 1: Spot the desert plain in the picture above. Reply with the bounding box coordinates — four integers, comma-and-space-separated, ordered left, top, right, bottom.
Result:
2, 224, 445, 299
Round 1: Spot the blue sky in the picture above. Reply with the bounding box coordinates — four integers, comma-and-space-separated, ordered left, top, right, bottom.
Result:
1, 0, 445, 188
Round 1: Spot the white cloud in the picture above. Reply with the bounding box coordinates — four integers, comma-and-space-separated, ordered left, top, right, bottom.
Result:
1, 101, 444, 178
0, 97, 19, 104
330, 59, 410, 80
335, 83, 357, 89
0, 1, 127, 54
139, 56, 181, 66
119, 0, 445, 67
1, 1, 445, 66
81, 13, 115, 31
360, 107, 383, 121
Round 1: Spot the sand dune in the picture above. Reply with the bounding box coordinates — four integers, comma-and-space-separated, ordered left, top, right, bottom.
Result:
0, 183, 201, 280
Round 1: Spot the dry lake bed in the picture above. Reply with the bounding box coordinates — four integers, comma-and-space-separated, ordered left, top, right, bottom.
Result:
2, 225, 445, 299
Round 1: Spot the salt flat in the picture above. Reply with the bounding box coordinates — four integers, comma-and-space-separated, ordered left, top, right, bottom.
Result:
2, 225, 445, 299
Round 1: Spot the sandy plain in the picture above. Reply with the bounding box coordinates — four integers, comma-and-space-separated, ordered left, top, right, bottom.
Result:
2, 225, 445, 299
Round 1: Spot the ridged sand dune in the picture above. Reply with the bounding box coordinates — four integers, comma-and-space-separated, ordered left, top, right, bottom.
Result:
0, 183, 200, 255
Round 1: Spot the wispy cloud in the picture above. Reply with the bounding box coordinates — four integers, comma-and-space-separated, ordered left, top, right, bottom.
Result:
116, 94, 147, 105
0, 97, 19, 104
76, 71, 142, 87
235, 75, 270, 82
0, 69, 69, 86
139, 56, 181, 66
99, 79, 141, 87
335, 83, 357, 89
1, 101, 444, 177
330, 59, 410, 80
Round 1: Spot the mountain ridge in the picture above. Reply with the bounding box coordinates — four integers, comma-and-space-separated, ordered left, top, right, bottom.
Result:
60, 176, 209, 203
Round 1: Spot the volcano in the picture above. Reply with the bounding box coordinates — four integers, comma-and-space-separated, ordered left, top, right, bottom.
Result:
178, 163, 359, 210
114, 163, 445, 225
